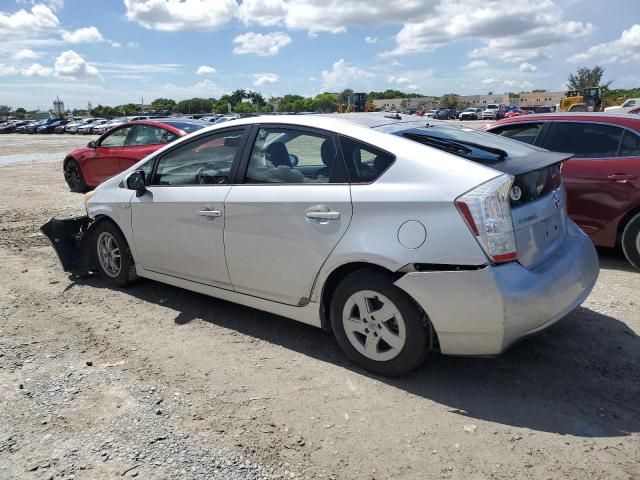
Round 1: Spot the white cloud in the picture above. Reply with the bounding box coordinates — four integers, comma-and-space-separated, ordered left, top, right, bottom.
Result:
124, 0, 237, 31
40, 0, 64, 11
520, 80, 534, 90
61, 26, 104, 43
0, 4, 59, 37
14, 48, 40, 60
158, 78, 226, 98
481, 77, 499, 86
382, 0, 591, 61
94, 62, 181, 74
388, 76, 411, 84
237, 0, 287, 27
22, 63, 53, 77
503, 80, 518, 88
407, 84, 419, 90
233, 31, 291, 56
462, 60, 488, 69
519, 62, 538, 72
253, 73, 279, 86
127, 41, 139, 48
111, 42, 122, 48
53, 50, 100, 79
567, 24, 640, 64
365, 36, 378, 44
0, 64, 18, 76
321, 58, 374, 90
196, 65, 217, 75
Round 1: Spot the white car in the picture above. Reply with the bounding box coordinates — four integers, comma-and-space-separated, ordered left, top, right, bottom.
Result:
604, 98, 640, 114
481, 104, 507, 120
426, 109, 438, 118
42, 114, 599, 376
459, 108, 484, 120
77, 119, 107, 135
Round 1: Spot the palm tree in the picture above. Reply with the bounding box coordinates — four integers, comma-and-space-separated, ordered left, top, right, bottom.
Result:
229, 89, 247, 106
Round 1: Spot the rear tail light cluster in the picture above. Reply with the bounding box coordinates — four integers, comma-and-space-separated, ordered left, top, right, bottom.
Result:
455, 175, 518, 264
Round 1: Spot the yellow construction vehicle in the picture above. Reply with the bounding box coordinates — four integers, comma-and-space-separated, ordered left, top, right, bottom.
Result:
336, 92, 376, 113
559, 87, 608, 112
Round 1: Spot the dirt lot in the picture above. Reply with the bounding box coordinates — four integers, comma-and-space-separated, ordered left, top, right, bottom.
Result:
0, 133, 639, 480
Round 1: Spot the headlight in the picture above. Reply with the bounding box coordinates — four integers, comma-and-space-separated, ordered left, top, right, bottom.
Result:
83, 190, 96, 203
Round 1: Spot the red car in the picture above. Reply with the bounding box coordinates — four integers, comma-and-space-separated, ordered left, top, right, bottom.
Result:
63, 119, 208, 192
485, 113, 640, 268
503, 108, 530, 118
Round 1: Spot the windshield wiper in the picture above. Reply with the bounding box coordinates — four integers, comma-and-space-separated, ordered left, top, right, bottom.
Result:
405, 134, 508, 162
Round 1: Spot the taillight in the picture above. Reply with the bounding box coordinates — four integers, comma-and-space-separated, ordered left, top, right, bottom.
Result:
455, 174, 518, 264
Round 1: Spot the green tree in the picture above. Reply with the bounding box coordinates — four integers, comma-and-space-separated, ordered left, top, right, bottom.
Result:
247, 91, 266, 107
150, 98, 177, 112
229, 89, 247, 106
278, 94, 307, 112
0, 105, 11, 119
567, 66, 611, 90
313, 92, 338, 113
338, 88, 354, 105
440, 93, 460, 109
234, 102, 254, 113
14, 107, 27, 119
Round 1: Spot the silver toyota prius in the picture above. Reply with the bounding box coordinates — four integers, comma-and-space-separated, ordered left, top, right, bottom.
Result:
42, 113, 599, 376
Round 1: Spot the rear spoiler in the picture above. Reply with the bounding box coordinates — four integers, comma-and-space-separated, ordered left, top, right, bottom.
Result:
40, 217, 94, 275
490, 151, 573, 176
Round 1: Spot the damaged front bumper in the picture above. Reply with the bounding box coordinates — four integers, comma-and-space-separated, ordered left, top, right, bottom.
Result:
40, 217, 94, 275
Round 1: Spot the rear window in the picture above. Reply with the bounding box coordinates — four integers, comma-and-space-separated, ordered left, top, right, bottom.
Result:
543, 122, 623, 158
398, 126, 538, 164
489, 122, 543, 145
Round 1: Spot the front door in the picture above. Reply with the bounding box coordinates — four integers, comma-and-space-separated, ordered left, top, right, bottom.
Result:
130, 128, 248, 288
224, 126, 352, 305
87, 126, 135, 184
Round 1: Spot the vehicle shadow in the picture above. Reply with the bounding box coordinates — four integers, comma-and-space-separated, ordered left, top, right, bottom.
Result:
596, 246, 638, 273
72, 274, 640, 438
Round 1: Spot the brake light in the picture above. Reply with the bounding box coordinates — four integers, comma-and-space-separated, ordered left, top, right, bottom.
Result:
455, 175, 518, 264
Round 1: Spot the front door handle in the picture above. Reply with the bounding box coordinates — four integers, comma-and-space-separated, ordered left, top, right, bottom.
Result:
607, 173, 637, 183
198, 209, 222, 217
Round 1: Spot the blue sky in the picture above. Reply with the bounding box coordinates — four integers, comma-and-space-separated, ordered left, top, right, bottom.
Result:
0, 0, 639, 110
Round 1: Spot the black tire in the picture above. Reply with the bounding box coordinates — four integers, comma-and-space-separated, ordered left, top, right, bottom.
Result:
91, 220, 137, 287
330, 270, 430, 376
621, 213, 640, 271
64, 158, 88, 193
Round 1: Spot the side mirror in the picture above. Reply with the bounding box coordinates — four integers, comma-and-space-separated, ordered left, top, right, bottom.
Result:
124, 170, 147, 197
288, 153, 299, 167
87, 140, 96, 149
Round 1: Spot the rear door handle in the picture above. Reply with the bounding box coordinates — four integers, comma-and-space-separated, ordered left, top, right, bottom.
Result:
305, 205, 340, 222
607, 174, 637, 183
198, 209, 222, 217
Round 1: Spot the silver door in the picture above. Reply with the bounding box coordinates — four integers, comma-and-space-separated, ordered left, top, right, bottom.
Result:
224, 127, 352, 305
130, 128, 247, 288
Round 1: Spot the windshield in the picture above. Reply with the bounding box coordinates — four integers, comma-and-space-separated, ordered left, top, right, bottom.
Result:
160, 121, 207, 133
486, 104, 498, 109
463, 108, 475, 112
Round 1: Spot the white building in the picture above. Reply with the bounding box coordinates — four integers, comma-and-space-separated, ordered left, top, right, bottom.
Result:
518, 91, 565, 107
457, 94, 510, 108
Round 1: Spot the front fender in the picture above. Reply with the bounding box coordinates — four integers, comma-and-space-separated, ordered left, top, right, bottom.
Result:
40, 217, 95, 274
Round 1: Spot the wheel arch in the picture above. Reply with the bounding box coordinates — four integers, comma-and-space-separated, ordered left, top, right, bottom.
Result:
616, 205, 640, 245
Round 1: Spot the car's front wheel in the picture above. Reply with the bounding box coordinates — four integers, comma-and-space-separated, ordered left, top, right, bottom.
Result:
64, 158, 88, 193
92, 221, 137, 287
621, 213, 640, 270
330, 270, 430, 376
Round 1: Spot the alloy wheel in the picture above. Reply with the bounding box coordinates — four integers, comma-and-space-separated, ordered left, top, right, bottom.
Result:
64, 162, 80, 190
96, 231, 122, 278
342, 290, 407, 362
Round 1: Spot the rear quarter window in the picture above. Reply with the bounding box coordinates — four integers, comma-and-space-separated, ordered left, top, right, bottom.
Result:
338, 135, 395, 183
620, 130, 640, 157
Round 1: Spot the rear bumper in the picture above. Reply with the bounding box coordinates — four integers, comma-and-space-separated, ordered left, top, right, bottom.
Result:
394, 221, 599, 355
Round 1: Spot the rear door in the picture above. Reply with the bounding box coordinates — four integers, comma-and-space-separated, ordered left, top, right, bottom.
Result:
487, 121, 546, 146
130, 127, 248, 287
223, 125, 352, 305
540, 121, 633, 240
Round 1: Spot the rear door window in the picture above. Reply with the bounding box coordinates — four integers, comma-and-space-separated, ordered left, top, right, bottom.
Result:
489, 122, 543, 145
543, 122, 623, 158
619, 130, 640, 157
337, 136, 395, 183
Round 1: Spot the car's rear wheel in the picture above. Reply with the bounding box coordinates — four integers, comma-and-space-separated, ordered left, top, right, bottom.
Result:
92, 221, 137, 287
64, 158, 88, 193
330, 270, 429, 376
621, 213, 640, 270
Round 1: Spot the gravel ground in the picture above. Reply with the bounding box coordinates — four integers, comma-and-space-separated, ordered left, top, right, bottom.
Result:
0, 133, 639, 480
